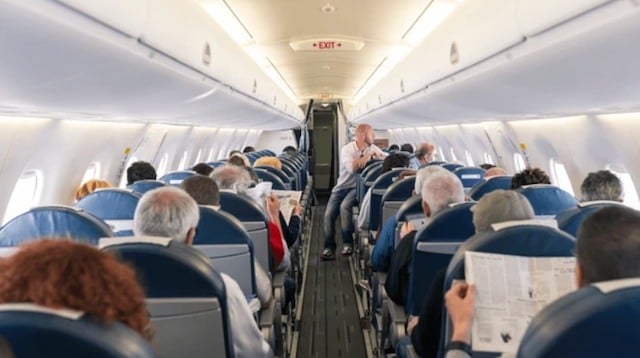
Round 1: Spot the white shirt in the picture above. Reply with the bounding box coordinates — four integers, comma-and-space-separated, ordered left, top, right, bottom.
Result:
221, 273, 273, 357
334, 141, 386, 192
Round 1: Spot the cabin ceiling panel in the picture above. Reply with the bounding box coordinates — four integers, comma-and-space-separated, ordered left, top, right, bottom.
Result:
223, 0, 432, 100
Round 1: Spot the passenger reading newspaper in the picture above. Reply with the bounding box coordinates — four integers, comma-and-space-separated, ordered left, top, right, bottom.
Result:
464, 251, 576, 354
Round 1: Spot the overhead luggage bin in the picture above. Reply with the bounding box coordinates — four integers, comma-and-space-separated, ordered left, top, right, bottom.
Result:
57, 0, 148, 38
516, 0, 614, 36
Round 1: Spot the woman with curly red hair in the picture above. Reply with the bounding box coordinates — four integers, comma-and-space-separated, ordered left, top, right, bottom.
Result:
0, 239, 151, 339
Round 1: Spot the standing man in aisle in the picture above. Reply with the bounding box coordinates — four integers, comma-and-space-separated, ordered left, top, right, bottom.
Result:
321, 123, 386, 260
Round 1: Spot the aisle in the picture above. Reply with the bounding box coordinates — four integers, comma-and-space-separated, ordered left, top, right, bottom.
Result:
295, 199, 367, 358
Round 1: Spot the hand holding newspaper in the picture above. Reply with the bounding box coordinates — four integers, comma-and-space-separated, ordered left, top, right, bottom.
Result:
272, 190, 302, 225
464, 251, 576, 354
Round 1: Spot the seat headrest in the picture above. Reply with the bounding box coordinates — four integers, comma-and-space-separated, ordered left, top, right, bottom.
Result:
467, 175, 512, 201
194, 207, 252, 246
417, 202, 475, 242
218, 192, 268, 222
382, 177, 415, 202
0, 303, 155, 358
453, 167, 486, 188
74, 189, 141, 236
127, 180, 166, 195
517, 185, 578, 215
395, 196, 423, 222
491, 219, 559, 231
0, 206, 114, 247
556, 201, 625, 237
158, 171, 195, 186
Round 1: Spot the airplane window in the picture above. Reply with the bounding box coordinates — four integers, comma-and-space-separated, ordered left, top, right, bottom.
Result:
465, 150, 474, 166
81, 162, 101, 184
435, 146, 445, 162
483, 152, 494, 165
549, 159, 575, 196
193, 149, 203, 166
606, 168, 640, 209
156, 153, 169, 177
207, 148, 216, 162
514, 153, 526, 172
3, 170, 43, 225
119, 156, 139, 188
178, 151, 189, 170
449, 148, 458, 162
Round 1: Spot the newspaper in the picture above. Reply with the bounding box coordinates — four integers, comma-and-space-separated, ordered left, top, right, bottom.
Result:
272, 190, 302, 225
246, 182, 272, 212
464, 251, 576, 354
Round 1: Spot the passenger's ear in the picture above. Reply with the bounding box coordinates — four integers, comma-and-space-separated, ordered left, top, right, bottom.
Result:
575, 261, 586, 288
422, 201, 431, 218
186, 227, 196, 245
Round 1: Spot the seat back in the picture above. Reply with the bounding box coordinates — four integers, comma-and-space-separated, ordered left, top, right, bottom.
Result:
0, 304, 156, 358
442, 222, 575, 356
158, 170, 195, 186
0, 206, 114, 247
442, 163, 463, 172
193, 206, 256, 297
207, 161, 227, 168
407, 202, 475, 315
380, 176, 415, 228
101, 238, 234, 358
255, 166, 292, 185
219, 192, 271, 271
357, 161, 383, 203
254, 169, 288, 190
467, 175, 512, 201
516, 185, 578, 217
425, 161, 446, 167
555, 200, 625, 237
74, 189, 140, 236
453, 167, 486, 192
394, 196, 423, 249
127, 180, 166, 195
368, 168, 406, 231
518, 278, 640, 357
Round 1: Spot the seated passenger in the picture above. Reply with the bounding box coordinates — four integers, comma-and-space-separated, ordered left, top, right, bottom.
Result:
228, 153, 251, 167
388, 144, 400, 152
484, 166, 507, 178
126, 161, 157, 185
254, 156, 282, 170
370, 165, 444, 272
510, 167, 551, 189
192, 162, 214, 176
580, 170, 624, 202
242, 146, 256, 154
74, 178, 112, 201
411, 142, 436, 169
0, 239, 151, 339
404, 190, 535, 357
358, 153, 410, 231
400, 143, 414, 153
180, 175, 273, 309
211, 165, 291, 272
385, 169, 465, 306
444, 205, 640, 358
282, 145, 297, 154
133, 186, 272, 357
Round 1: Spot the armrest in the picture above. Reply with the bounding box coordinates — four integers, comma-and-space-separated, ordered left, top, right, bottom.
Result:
382, 292, 408, 349
272, 271, 285, 287
258, 299, 277, 329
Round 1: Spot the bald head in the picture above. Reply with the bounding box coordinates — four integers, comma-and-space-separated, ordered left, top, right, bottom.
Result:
133, 186, 200, 243
210, 165, 252, 194
471, 189, 534, 232
355, 124, 375, 146
485, 167, 507, 178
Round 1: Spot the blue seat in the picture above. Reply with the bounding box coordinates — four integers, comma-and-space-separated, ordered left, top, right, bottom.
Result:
127, 180, 166, 195
407, 202, 476, 315
100, 238, 234, 358
254, 169, 288, 190
207, 160, 227, 168
380, 176, 415, 229
158, 170, 195, 186
74, 189, 140, 236
442, 221, 575, 356
394, 196, 424, 249
256, 166, 293, 189
453, 167, 486, 191
555, 201, 625, 237
519, 278, 640, 357
369, 169, 408, 231
467, 175, 512, 201
279, 160, 301, 190
358, 160, 384, 203
0, 304, 155, 358
0, 206, 114, 247
425, 161, 446, 167
516, 184, 579, 217
442, 163, 463, 172
219, 192, 271, 272
193, 206, 257, 297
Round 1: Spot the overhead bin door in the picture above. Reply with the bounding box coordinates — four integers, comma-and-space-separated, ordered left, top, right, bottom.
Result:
516, 0, 614, 36
57, 0, 148, 38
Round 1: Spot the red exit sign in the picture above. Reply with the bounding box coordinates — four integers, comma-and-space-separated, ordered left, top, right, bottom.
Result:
313, 41, 342, 49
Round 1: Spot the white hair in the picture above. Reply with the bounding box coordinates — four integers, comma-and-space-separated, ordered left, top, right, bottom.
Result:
471, 189, 535, 232
210, 165, 252, 194
421, 170, 465, 215
133, 186, 200, 243
415, 165, 448, 195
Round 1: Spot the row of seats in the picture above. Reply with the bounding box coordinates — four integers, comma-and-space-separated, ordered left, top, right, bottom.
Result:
0, 149, 314, 357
